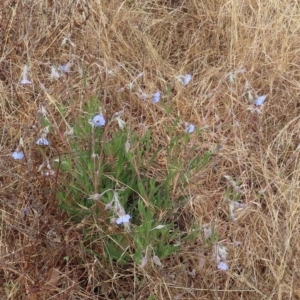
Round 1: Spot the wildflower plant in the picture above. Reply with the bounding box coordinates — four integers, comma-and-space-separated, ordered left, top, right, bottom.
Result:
56, 96, 210, 267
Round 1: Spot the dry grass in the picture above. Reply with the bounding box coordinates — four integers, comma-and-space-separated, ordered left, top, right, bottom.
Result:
1, 0, 300, 299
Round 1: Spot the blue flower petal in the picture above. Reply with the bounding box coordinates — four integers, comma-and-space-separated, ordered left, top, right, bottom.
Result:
92, 114, 106, 127
12, 151, 24, 160
254, 95, 267, 106
36, 138, 49, 146
183, 74, 192, 85
152, 91, 161, 103
116, 214, 131, 224
185, 123, 195, 134
217, 262, 228, 271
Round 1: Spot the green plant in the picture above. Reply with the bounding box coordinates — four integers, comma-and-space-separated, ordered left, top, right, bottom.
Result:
56, 97, 210, 266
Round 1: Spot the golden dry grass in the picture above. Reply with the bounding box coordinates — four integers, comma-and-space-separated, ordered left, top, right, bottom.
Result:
2, 0, 300, 299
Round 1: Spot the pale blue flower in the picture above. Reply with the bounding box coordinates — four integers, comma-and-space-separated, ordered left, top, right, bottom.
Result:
12, 150, 24, 160
36, 138, 49, 146
176, 74, 192, 86
92, 114, 106, 127
185, 123, 195, 134
60, 62, 72, 73
182, 74, 192, 85
116, 214, 131, 224
22, 206, 30, 214
254, 95, 267, 106
152, 91, 161, 103
217, 262, 228, 271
